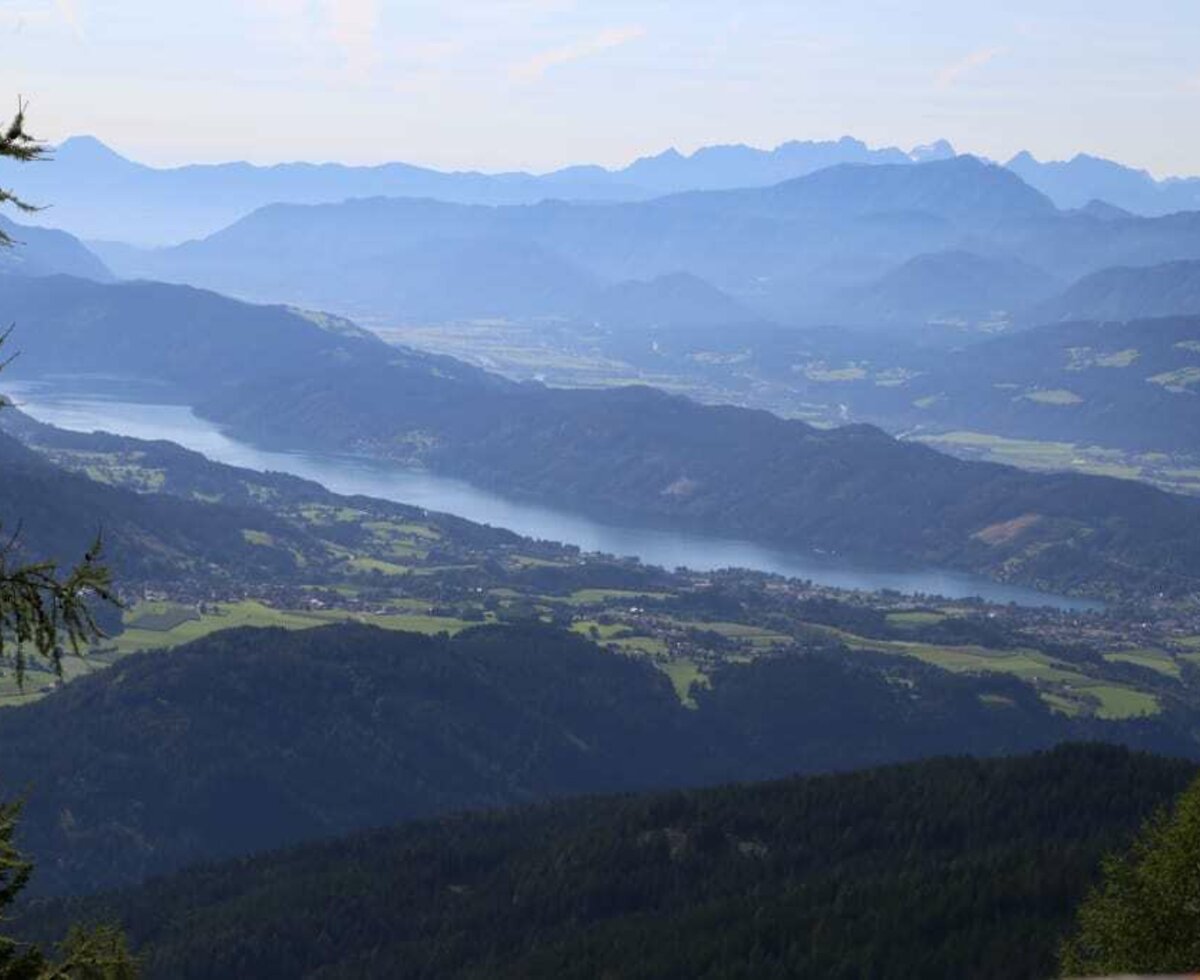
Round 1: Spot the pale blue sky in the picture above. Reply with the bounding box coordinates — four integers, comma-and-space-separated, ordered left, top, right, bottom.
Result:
2, 0, 1197, 175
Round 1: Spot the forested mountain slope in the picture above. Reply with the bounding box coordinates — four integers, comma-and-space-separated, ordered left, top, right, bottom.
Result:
835, 249, 1060, 328
579, 271, 760, 330
36, 744, 1195, 980
888, 314, 1200, 451
0, 428, 314, 586
0, 273, 403, 396
2, 623, 1179, 896
0, 216, 110, 281
200, 369, 1200, 598
1030, 260, 1200, 324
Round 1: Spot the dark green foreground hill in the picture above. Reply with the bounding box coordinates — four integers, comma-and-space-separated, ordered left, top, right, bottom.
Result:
0, 623, 1188, 897
36, 744, 1194, 980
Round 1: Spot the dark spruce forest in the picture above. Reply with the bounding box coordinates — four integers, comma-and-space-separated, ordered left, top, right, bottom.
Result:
28, 744, 1194, 979
4, 102, 1200, 979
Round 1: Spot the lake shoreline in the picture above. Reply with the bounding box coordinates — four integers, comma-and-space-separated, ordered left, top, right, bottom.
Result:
3, 379, 1104, 612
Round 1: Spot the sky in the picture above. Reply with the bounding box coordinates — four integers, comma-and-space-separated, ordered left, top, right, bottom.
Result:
1, 0, 1198, 176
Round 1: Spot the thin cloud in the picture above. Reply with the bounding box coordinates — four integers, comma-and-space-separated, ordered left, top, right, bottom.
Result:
0, 1, 82, 37
936, 45, 1005, 89
54, 0, 84, 37
247, 0, 380, 80
512, 25, 646, 82
325, 0, 380, 79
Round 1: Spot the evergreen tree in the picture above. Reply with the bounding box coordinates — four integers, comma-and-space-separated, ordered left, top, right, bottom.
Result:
0, 101, 114, 681
0, 102, 45, 248
0, 103, 135, 979
1061, 773, 1200, 975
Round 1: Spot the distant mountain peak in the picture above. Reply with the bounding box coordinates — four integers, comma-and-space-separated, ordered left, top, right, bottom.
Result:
55, 134, 130, 164
580, 270, 757, 329
1001, 150, 1188, 212
910, 139, 956, 162
1079, 198, 1135, 221
1030, 257, 1200, 324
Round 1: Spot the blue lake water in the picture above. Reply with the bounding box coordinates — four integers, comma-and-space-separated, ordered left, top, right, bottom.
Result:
5, 381, 1101, 611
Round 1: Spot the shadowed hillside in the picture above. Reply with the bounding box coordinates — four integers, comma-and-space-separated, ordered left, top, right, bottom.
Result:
31, 744, 1195, 980
3, 621, 1178, 895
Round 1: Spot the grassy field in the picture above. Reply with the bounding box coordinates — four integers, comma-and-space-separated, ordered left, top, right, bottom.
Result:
661, 658, 708, 708
1086, 685, 1160, 720
571, 619, 694, 701
885, 611, 947, 629
567, 601, 1168, 721
804, 364, 868, 382
108, 601, 474, 657
345, 556, 412, 576
562, 589, 672, 607
913, 430, 1200, 494
102, 591, 1178, 722
1149, 366, 1200, 391
508, 555, 571, 569
693, 621, 792, 649
126, 602, 202, 632
571, 620, 638, 641
1103, 649, 1182, 678
0, 653, 113, 707
611, 635, 669, 657
806, 622, 1161, 719
1023, 388, 1083, 405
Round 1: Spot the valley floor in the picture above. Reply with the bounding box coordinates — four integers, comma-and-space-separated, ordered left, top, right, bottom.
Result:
371, 318, 1200, 497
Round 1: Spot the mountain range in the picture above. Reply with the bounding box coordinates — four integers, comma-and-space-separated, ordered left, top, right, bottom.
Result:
11, 149, 1200, 338
0, 135, 951, 245
85, 156, 1200, 331
86, 157, 1056, 322
1008, 151, 1200, 215
4, 135, 1199, 248
11, 217, 1200, 346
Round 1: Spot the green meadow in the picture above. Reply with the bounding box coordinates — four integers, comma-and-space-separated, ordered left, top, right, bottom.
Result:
108, 600, 475, 658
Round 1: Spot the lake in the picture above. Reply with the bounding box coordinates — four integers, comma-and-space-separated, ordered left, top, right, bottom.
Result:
5, 381, 1101, 611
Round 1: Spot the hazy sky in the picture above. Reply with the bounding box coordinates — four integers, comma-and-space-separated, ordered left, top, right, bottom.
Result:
2, 0, 1197, 175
